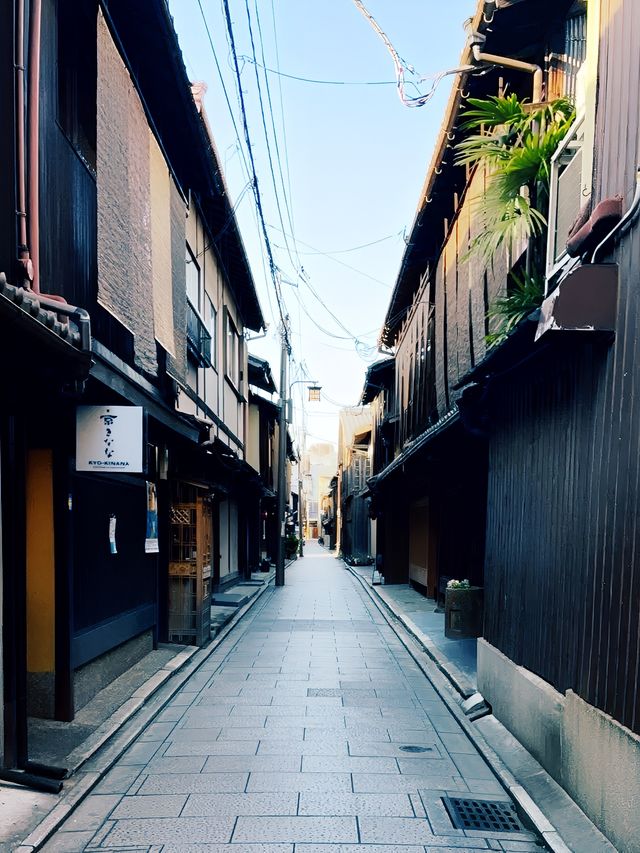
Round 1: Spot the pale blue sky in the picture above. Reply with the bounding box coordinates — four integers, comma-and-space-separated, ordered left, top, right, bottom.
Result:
168, 0, 475, 444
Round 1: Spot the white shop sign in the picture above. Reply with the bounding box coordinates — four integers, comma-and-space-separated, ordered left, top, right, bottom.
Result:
76, 406, 144, 472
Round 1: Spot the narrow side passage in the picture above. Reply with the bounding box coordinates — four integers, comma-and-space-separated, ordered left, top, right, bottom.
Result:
42, 541, 542, 852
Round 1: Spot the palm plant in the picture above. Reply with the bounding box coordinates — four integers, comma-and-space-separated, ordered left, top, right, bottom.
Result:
485, 269, 544, 348
455, 94, 575, 265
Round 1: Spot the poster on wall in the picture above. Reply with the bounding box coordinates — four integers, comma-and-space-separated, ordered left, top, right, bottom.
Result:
145, 481, 159, 553
76, 406, 144, 472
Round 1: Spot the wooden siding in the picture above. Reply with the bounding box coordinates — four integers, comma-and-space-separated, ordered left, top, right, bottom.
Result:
485, 0, 640, 735
39, 0, 97, 308
395, 161, 511, 442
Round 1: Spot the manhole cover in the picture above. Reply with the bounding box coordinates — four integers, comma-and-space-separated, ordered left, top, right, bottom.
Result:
399, 745, 433, 753
442, 797, 524, 833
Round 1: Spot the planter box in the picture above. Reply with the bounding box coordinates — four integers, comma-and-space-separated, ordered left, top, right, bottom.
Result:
444, 586, 484, 639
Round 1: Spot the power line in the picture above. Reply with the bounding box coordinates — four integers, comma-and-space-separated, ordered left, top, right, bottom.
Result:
239, 55, 397, 86
252, 1, 301, 271
243, 0, 300, 276
351, 0, 475, 108
220, 0, 289, 345
289, 230, 402, 256
270, 226, 392, 289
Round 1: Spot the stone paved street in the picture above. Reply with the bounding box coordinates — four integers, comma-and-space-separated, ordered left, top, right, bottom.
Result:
41, 544, 542, 852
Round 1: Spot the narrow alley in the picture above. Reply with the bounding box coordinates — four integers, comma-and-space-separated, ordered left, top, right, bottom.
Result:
40, 543, 540, 852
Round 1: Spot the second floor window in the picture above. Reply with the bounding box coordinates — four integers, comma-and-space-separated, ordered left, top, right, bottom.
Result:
57, 0, 97, 171
186, 245, 200, 310
225, 310, 241, 389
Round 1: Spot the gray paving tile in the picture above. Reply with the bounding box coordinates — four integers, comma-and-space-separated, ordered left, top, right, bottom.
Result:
119, 741, 163, 765
436, 732, 479, 754
398, 757, 459, 775
232, 815, 357, 843
182, 792, 297, 816
93, 766, 144, 795
301, 755, 398, 773
61, 794, 121, 831
257, 740, 349, 756
429, 714, 466, 734
161, 846, 292, 853
246, 771, 352, 792
143, 756, 207, 774
138, 721, 177, 742
40, 830, 97, 852
348, 740, 442, 758
138, 772, 249, 794
304, 726, 390, 741
217, 726, 305, 740
353, 773, 464, 793
358, 815, 437, 844
202, 754, 301, 772
103, 816, 235, 845
110, 795, 187, 819
450, 752, 497, 781
299, 792, 414, 816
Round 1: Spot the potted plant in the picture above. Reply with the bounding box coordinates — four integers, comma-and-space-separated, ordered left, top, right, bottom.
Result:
444, 578, 484, 639
284, 534, 299, 560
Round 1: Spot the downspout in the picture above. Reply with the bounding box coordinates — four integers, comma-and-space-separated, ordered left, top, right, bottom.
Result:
27, 0, 41, 293
15, 0, 33, 286
468, 32, 543, 104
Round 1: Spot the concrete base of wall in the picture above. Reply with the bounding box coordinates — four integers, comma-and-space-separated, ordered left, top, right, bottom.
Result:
74, 630, 153, 713
478, 638, 640, 852
27, 672, 55, 719
477, 639, 564, 781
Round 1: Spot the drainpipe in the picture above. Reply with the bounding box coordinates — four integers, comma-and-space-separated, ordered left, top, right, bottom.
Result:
469, 32, 543, 104
15, 0, 33, 286
27, 0, 41, 293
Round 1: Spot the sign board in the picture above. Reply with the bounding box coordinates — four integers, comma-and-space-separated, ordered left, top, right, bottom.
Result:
76, 406, 144, 472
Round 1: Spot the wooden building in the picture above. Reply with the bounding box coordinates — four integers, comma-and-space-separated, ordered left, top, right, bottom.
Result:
337, 408, 375, 564
0, 0, 264, 783
369, 0, 639, 846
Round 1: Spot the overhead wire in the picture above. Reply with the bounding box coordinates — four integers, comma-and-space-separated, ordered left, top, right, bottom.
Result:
220, 0, 290, 346
239, 56, 397, 86
270, 226, 392, 289
242, 0, 300, 276
252, 0, 302, 271
351, 0, 476, 108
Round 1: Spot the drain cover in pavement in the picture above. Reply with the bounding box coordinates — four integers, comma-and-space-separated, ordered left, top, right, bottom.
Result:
442, 797, 524, 833
399, 745, 433, 753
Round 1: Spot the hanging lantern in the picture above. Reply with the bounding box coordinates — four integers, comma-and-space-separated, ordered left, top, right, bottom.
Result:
308, 385, 321, 402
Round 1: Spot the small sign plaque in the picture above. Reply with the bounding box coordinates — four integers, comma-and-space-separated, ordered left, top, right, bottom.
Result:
76, 405, 144, 472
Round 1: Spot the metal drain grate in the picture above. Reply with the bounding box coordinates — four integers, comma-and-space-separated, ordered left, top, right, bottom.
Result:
442, 797, 523, 833
399, 745, 433, 753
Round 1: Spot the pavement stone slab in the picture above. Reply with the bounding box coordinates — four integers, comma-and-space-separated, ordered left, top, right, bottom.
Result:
298, 792, 414, 816
100, 816, 236, 845
181, 792, 298, 816
160, 847, 292, 853
232, 815, 358, 843
138, 772, 249, 795
246, 771, 353, 793
109, 795, 188, 819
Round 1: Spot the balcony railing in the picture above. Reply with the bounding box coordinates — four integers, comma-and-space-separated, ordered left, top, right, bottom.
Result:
186, 301, 212, 367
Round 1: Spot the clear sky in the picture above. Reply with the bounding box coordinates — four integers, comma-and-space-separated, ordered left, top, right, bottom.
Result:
168, 0, 475, 446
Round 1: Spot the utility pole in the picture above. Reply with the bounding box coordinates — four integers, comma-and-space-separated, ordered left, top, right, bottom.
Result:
275, 327, 289, 587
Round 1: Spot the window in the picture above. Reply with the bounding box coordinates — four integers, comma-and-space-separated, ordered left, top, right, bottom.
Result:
225, 310, 241, 389
186, 245, 200, 310
185, 246, 211, 367
205, 294, 217, 370
57, 0, 96, 170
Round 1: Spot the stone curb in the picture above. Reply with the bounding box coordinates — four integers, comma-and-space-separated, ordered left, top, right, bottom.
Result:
346, 561, 572, 853
15, 577, 275, 852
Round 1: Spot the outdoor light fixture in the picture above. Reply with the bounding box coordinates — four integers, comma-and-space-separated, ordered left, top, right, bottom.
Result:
308, 385, 322, 402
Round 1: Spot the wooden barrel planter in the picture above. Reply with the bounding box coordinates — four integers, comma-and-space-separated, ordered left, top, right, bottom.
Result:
444, 586, 484, 639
